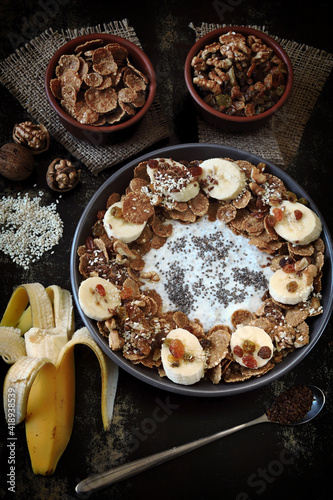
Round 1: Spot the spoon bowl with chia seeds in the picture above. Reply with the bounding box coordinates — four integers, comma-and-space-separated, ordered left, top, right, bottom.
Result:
76, 384, 325, 495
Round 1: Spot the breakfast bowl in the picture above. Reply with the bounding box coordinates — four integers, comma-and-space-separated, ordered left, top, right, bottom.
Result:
45, 33, 156, 146
70, 143, 333, 397
184, 26, 293, 132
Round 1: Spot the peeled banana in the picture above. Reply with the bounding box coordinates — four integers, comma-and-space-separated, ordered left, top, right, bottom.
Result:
1, 282, 119, 475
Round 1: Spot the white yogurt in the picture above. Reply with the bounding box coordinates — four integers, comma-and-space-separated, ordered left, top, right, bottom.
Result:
142, 217, 273, 330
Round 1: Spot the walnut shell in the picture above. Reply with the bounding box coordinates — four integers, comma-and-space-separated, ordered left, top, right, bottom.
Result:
0, 143, 35, 181
46, 158, 81, 192
12, 122, 50, 154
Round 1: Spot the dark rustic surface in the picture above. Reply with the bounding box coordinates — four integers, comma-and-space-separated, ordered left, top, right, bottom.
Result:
0, 1, 332, 499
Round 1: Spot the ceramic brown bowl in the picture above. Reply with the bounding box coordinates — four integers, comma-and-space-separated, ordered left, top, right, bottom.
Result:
45, 33, 156, 146
184, 26, 293, 132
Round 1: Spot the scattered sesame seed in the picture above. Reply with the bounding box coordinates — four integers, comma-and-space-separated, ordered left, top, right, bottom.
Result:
0, 192, 63, 269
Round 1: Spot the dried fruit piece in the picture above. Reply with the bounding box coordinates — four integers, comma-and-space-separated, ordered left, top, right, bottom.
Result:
242, 354, 257, 368
168, 338, 185, 359
257, 346, 272, 359
233, 345, 243, 357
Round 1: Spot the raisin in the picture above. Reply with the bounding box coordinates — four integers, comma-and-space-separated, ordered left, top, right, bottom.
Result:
294, 209, 303, 220
95, 284, 106, 296
258, 346, 272, 359
286, 280, 298, 292
97, 210, 105, 220
120, 286, 132, 300
110, 206, 123, 218
242, 354, 257, 369
272, 207, 283, 221
243, 340, 256, 354
188, 165, 203, 178
148, 159, 159, 169
169, 339, 185, 360
233, 345, 243, 357
282, 263, 296, 273
279, 256, 294, 268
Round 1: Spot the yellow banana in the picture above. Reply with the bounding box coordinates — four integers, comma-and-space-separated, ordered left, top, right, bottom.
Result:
1, 282, 119, 475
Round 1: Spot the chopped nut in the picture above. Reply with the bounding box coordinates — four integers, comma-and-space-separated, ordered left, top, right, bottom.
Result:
251, 166, 267, 184
46, 158, 81, 192
13, 121, 49, 154
303, 264, 318, 285
249, 181, 264, 196
294, 257, 310, 272
140, 271, 160, 282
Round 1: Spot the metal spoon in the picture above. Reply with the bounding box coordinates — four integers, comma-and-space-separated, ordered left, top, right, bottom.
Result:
75, 385, 325, 495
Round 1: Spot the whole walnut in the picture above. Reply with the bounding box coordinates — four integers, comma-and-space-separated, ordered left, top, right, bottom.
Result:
0, 143, 35, 181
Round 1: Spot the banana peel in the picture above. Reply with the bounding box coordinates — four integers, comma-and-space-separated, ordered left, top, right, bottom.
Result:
1, 282, 119, 475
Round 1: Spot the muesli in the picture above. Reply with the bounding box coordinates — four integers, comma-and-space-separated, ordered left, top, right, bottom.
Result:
50, 39, 148, 126
77, 157, 324, 385
191, 31, 288, 117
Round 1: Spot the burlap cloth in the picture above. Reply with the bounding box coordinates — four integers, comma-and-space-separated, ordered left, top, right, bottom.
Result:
0, 20, 170, 175
190, 23, 333, 167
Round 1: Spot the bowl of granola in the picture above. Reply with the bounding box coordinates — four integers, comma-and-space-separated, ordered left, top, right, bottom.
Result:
45, 33, 156, 145
70, 143, 333, 397
184, 27, 293, 132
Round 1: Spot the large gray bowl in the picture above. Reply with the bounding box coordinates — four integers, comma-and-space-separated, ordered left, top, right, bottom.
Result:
70, 144, 333, 397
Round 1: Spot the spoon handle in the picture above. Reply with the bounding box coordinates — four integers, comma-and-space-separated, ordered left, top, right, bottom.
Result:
76, 413, 269, 495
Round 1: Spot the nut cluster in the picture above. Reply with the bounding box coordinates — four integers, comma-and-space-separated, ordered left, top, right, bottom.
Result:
13, 121, 50, 154
46, 158, 81, 192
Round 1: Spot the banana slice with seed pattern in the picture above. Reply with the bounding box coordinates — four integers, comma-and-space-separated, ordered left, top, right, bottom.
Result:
161, 328, 205, 385
78, 277, 121, 321
198, 158, 246, 200
270, 200, 322, 246
147, 158, 200, 202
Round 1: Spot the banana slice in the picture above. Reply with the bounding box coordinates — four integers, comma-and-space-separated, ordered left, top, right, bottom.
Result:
269, 269, 313, 305
198, 158, 246, 200
103, 201, 146, 244
147, 158, 200, 202
78, 277, 121, 321
230, 326, 274, 369
270, 200, 322, 246
161, 328, 205, 385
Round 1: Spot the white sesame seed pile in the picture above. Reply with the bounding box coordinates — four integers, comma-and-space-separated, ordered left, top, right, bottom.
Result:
0, 192, 63, 270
